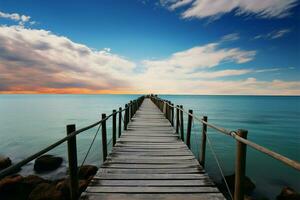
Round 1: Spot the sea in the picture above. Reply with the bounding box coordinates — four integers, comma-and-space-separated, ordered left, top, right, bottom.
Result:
0, 94, 299, 199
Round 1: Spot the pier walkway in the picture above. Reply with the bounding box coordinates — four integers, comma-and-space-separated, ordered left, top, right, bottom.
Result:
81, 98, 225, 200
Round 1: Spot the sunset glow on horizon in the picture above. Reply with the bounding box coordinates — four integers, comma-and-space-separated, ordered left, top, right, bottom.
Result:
0, 0, 299, 95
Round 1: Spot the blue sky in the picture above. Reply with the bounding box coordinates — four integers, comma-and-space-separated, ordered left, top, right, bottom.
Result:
0, 0, 299, 94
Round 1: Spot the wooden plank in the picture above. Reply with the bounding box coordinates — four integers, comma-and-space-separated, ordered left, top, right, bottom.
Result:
97, 168, 203, 174
105, 159, 198, 164
110, 151, 193, 156
93, 174, 209, 180
89, 179, 214, 186
107, 155, 196, 160
101, 163, 200, 169
85, 186, 219, 193
81, 193, 226, 200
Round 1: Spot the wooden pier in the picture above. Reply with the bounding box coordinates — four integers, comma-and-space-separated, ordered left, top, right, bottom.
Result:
81, 98, 225, 200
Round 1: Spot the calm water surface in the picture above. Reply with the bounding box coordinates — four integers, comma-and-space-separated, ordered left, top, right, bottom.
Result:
0, 94, 299, 199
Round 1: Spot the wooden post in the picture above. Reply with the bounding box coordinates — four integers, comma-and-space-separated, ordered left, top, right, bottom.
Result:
176, 105, 179, 134
112, 110, 117, 146
101, 114, 107, 162
234, 129, 248, 200
66, 124, 78, 200
130, 101, 133, 119
171, 104, 174, 127
200, 116, 207, 167
180, 105, 184, 141
165, 102, 168, 120
118, 107, 122, 137
186, 110, 193, 149
124, 104, 128, 130
126, 104, 130, 126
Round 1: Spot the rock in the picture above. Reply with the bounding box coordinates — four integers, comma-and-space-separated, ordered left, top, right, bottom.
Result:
28, 183, 65, 200
0, 156, 12, 170
56, 178, 89, 198
34, 155, 63, 172
22, 175, 50, 197
0, 175, 26, 200
223, 174, 256, 195
78, 165, 98, 180
0, 174, 52, 200
277, 186, 300, 200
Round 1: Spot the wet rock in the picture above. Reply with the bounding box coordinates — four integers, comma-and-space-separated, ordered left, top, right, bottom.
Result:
78, 165, 98, 180
22, 175, 50, 196
0, 156, 12, 170
56, 178, 89, 198
0, 175, 25, 200
223, 174, 256, 195
34, 155, 63, 172
28, 183, 65, 200
277, 186, 300, 200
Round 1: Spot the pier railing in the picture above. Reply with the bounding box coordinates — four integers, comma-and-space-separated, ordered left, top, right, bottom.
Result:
0, 95, 145, 200
150, 95, 300, 200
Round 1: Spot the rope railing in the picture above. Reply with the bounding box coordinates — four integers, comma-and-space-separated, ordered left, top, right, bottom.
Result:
150, 94, 300, 200
0, 95, 145, 200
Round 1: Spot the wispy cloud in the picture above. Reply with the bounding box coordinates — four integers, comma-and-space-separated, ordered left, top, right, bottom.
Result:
254, 29, 291, 40
0, 11, 32, 26
161, 0, 298, 20
220, 33, 240, 42
142, 43, 255, 72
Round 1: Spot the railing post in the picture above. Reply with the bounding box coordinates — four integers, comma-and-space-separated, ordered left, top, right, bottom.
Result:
101, 114, 107, 162
186, 110, 193, 149
126, 103, 130, 126
200, 116, 207, 167
171, 103, 174, 127
118, 107, 122, 137
180, 105, 184, 141
112, 110, 117, 146
234, 129, 248, 200
176, 105, 179, 133
66, 124, 78, 200
130, 101, 133, 119
124, 104, 128, 130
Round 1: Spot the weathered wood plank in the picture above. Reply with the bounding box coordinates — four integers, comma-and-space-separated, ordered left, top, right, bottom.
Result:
93, 173, 209, 180
89, 179, 214, 186
81, 193, 225, 200
85, 186, 219, 193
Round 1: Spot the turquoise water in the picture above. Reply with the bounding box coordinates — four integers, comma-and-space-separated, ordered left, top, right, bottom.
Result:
0, 94, 299, 199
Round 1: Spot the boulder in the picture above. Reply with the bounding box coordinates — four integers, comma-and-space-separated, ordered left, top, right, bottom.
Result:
28, 183, 65, 200
223, 174, 256, 195
0, 175, 25, 200
22, 175, 50, 197
277, 186, 300, 200
34, 155, 63, 172
56, 178, 89, 198
0, 156, 12, 170
78, 165, 98, 180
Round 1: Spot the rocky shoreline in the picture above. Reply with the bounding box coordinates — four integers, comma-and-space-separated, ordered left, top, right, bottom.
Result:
0, 155, 98, 200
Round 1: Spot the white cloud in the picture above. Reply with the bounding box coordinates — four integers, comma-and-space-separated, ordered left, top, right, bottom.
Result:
221, 33, 240, 42
0, 11, 31, 24
254, 29, 291, 40
0, 26, 136, 92
169, 0, 193, 10
162, 0, 298, 20
142, 43, 256, 73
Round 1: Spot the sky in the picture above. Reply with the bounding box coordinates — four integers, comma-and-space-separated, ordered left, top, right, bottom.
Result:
0, 0, 299, 95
